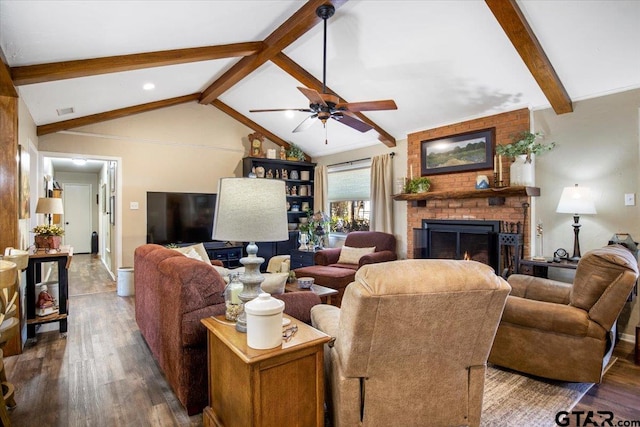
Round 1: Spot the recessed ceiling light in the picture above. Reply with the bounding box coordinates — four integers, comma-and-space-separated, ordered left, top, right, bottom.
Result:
56, 107, 74, 116
143, 82, 155, 91
72, 158, 87, 165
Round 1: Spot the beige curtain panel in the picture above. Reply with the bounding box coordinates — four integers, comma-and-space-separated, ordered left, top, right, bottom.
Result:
370, 154, 393, 233
314, 165, 328, 214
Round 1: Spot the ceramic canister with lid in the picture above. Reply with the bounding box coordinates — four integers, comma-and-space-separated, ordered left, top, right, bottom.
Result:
244, 292, 285, 349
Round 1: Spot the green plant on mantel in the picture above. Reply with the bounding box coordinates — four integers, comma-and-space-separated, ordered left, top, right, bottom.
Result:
405, 177, 431, 194
286, 143, 305, 161
495, 131, 556, 163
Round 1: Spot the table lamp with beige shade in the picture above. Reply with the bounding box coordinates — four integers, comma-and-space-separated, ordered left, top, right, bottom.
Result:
556, 184, 597, 262
212, 177, 288, 332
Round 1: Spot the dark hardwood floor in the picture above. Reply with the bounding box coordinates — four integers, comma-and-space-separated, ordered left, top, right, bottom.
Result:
3, 254, 640, 426
4, 254, 201, 427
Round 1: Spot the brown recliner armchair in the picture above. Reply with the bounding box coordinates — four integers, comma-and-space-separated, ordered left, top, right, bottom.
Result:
489, 245, 638, 383
294, 231, 397, 305
311, 259, 510, 427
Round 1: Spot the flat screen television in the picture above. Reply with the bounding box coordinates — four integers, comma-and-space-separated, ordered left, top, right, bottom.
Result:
146, 192, 217, 245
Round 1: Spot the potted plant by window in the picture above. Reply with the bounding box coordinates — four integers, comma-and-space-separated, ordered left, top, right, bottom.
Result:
286, 144, 305, 162
495, 131, 555, 186
405, 177, 432, 194
32, 224, 65, 250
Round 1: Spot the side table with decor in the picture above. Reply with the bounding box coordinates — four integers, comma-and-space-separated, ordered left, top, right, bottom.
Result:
26, 246, 73, 338
201, 315, 330, 427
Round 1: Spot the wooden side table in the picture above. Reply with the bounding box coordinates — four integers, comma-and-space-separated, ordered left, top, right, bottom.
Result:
201, 314, 330, 427
26, 247, 73, 338
519, 257, 577, 278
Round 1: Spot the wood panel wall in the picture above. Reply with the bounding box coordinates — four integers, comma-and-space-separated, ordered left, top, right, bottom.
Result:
0, 95, 18, 252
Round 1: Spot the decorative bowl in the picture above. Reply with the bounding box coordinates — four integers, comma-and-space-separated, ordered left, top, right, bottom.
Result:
288, 223, 298, 231
299, 217, 308, 224
297, 277, 314, 289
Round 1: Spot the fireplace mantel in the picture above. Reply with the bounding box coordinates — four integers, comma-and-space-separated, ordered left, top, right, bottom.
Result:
393, 186, 540, 207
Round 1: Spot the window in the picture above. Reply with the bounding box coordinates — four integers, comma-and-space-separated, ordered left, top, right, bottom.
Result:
327, 161, 371, 233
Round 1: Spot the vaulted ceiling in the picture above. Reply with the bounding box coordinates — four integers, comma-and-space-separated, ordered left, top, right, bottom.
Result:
1, 1, 639, 158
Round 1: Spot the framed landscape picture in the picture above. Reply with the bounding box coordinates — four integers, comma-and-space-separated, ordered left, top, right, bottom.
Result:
421, 128, 495, 175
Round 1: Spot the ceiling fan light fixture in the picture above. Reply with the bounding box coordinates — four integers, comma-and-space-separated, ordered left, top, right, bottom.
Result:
249, 2, 396, 137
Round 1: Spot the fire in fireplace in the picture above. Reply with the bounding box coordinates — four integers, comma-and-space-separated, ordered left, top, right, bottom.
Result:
414, 219, 501, 272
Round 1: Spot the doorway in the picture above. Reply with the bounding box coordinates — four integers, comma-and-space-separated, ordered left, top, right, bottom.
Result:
63, 183, 92, 253
42, 154, 119, 278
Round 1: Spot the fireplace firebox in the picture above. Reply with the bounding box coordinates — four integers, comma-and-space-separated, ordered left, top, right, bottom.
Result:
414, 219, 501, 272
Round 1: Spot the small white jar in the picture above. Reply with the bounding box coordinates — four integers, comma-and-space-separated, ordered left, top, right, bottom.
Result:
245, 293, 285, 349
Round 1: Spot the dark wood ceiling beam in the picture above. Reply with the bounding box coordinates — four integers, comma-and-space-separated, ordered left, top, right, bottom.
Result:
37, 93, 200, 136
211, 99, 312, 162
199, 0, 348, 105
12, 42, 263, 86
272, 53, 396, 147
485, 0, 572, 114
0, 48, 17, 97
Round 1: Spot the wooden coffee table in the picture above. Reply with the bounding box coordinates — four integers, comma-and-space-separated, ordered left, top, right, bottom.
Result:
285, 282, 338, 305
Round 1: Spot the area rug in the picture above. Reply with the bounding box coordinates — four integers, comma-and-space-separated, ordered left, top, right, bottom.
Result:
481, 364, 598, 427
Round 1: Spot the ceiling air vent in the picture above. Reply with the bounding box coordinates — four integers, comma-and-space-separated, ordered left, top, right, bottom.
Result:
56, 107, 74, 116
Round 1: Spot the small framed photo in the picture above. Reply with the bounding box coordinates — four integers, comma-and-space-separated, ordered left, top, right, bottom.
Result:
421, 128, 495, 175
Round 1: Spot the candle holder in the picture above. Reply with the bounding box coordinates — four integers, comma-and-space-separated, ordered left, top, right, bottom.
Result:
493, 176, 506, 188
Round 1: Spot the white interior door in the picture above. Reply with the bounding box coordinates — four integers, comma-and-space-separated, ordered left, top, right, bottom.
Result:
63, 183, 92, 253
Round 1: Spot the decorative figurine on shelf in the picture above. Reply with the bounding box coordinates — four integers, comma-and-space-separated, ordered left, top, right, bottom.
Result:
279, 146, 286, 160
285, 185, 290, 196
249, 132, 265, 157
275, 170, 280, 179
281, 169, 288, 180
266, 169, 274, 179
36, 284, 59, 316
291, 186, 298, 196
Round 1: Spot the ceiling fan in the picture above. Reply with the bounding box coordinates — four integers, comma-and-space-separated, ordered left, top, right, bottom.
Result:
249, 4, 397, 135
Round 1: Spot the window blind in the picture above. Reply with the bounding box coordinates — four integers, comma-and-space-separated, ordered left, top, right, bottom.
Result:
327, 165, 371, 202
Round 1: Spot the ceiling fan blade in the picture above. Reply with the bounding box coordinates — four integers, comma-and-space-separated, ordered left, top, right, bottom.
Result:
331, 113, 373, 133
249, 108, 313, 113
297, 87, 327, 107
293, 115, 318, 133
335, 99, 398, 112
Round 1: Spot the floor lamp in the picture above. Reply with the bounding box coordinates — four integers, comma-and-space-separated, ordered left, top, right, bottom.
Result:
556, 184, 597, 262
212, 177, 288, 333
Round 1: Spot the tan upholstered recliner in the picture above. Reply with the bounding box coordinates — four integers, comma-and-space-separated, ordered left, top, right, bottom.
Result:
489, 245, 638, 383
311, 259, 510, 427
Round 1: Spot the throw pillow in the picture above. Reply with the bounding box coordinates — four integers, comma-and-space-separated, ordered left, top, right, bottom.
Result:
171, 243, 210, 263
260, 273, 289, 295
337, 245, 376, 265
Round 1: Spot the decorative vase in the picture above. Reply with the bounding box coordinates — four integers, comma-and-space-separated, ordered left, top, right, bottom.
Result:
35, 235, 61, 250
509, 155, 534, 186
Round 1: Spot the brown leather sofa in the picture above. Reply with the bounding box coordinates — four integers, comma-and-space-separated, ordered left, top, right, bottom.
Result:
294, 231, 397, 305
489, 245, 638, 383
311, 259, 510, 427
134, 244, 321, 415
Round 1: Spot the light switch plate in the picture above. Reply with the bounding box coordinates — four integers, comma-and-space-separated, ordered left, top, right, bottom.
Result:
624, 193, 635, 206
130, 201, 139, 210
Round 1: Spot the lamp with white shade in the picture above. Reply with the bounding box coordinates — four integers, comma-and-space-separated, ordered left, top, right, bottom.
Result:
556, 184, 597, 262
35, 197, 64, 226
212, 177, 288, 332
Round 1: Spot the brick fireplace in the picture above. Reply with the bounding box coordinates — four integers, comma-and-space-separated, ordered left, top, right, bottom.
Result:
405, 108, 535, 264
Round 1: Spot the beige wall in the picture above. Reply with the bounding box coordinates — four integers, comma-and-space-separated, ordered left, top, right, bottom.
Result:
17, 97, 38, 250
533, 88, 640, 340
38, 102, 254, 267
